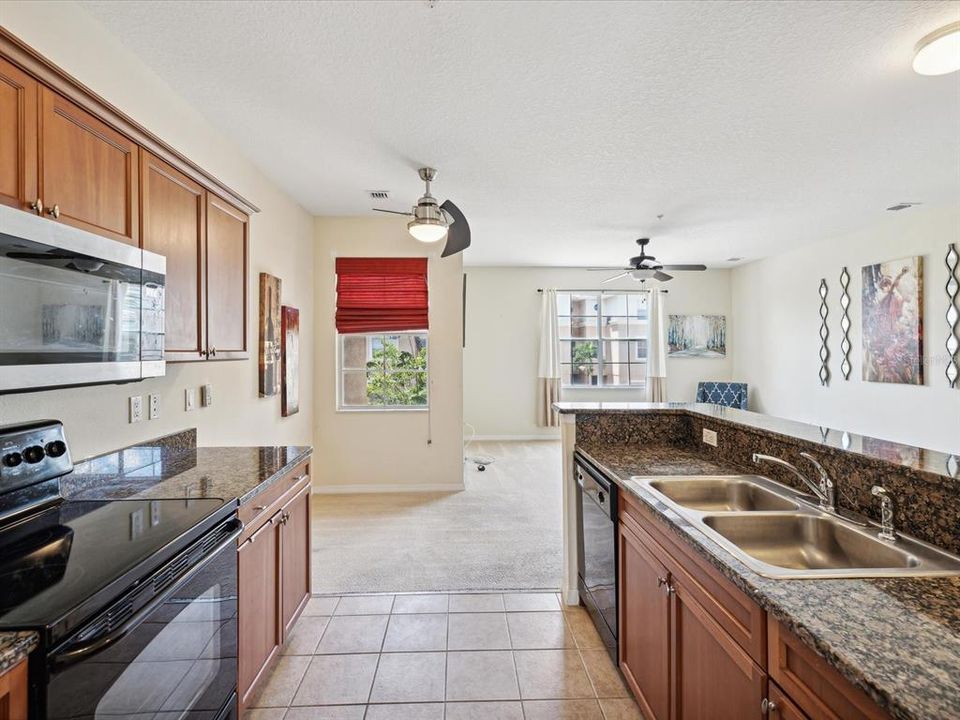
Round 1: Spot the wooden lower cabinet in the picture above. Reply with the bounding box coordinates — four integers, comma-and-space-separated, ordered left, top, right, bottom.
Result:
0, 658, 27, 720
237, 463, 312, 710
768, 682, 810, 720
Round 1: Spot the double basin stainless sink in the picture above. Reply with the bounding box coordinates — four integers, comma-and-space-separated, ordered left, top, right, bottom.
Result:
628, 474, 960, 579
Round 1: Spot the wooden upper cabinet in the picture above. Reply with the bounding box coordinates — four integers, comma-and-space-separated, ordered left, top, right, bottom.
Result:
0, 57, 37, 210
141, 151, 206, 361
280, 479, 312, 638
206, 195, 249, 359
39, 87, 139, 245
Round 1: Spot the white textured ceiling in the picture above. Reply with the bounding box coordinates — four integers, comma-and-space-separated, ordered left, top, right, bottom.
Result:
79, 0, 960, 266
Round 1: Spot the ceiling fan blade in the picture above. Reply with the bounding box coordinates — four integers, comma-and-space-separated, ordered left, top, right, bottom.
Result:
660, 264, 707, 271
654, 271, 674, 282
601, 271, 630, 284
372, 208, 414, 216
439, 200, 471, 257
587, 267, 632, 271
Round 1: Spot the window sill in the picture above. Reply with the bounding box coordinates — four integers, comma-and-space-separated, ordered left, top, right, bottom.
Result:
336, 406, 430, 413
561, 385, 646, 391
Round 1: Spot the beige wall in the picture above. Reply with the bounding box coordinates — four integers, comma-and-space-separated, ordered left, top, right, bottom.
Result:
0, 2, 315, 459
463, 267, 734, 438
732, 204, 960, 455
313, 216, 464, 491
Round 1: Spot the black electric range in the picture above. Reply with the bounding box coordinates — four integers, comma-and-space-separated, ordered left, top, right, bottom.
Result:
0, 420, 241, 720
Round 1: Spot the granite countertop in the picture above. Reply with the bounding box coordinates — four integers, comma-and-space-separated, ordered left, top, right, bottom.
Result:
62, 443, 313, 505
0, 631, 37, 674
576, 440, 960, 720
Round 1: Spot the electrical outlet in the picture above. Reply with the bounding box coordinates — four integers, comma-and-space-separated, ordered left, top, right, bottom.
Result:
185, 388, 197, 412
129, 395, 143, 423
702, 428, 718, 447
201, 384, 213, 407
148, 393, 161, 420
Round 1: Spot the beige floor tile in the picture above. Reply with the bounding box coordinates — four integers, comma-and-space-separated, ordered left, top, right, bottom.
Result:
282, 616, 331, 655
291, 654, 379, 706
369, 652, 446, 703
448, 593, 505, 613
334, 594, 395, 615
392, 594, 450, 614
243, 709, 286, 720
598, 697, 645, 720
284, 707, 366, 720
315, 615, 388, 654
503, 593, 561, 612
514, 650, 595, 700
579, 649, 629, 698
364, 703, 444, 720
523, 699, 605, 719
443, 701, 524, 720
445, 651, 520, 701
249, 655, 311, 707
447, 613, 511, 650
382, 614, 447, 652
564, 608, 607, 649
507, 612, 576, 649
303, 596, 340, 616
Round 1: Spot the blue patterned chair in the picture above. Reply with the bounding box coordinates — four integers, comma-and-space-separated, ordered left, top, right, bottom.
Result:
696, 382, 748, 410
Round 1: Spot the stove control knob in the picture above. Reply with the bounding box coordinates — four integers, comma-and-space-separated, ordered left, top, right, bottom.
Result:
2, 452, 23, 468
23, 445, 45, 464
45, 440, 67, 458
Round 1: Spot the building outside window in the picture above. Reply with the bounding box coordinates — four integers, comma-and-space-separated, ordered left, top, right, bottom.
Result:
339, 332, 428, 409
557, 291, 648, 387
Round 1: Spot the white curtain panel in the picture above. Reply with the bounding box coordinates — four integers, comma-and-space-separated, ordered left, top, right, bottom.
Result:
646, 288, 668, 402
536, 288, 561, 427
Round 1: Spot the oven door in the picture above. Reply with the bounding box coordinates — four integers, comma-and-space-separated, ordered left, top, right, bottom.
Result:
0, 205, 164, 394
576, 458, 618, 659
43, 520, 240, 720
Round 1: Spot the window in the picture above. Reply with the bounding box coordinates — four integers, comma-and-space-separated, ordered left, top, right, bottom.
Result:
557, 291, 648, 387
339, 332, 429, 409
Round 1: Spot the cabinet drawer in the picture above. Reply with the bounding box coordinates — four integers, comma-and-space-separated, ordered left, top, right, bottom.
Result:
620, 490, 766, 666
769, 681, 810, 720
767, 620, 890, 720
239, 462, 310, 536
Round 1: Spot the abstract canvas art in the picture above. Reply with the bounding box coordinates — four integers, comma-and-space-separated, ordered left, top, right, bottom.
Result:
862, 256, 923, 385
281, 305, 300, 417
667, 315, 726, 358
259, 273, 282, 397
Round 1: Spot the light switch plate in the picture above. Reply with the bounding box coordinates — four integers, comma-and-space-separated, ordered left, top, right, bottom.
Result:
185, 388, 197, 412
702, 428, 718, 447
129, 395, 143, 424
148, 393, 161, 420
201, 384, 213, 407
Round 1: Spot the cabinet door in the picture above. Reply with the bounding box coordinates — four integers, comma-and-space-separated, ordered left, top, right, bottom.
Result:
768, 682, 810, 720
0, 657, 28, 720
280, 480, 312, 637
39, 87, 139, 245
672, 577, 766, 720
0, 58, 37, 211
618, 519, 671, 720
206, 195, 248, 359
141, 151, 206, 361
238, 514, 281, 708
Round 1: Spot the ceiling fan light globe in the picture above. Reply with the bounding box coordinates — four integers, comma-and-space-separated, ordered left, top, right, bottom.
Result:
408, 218, 448, 243
913, 22, 960, 75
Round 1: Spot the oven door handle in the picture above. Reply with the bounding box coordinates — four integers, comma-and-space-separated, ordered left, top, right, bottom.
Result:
50, 519, 243, 671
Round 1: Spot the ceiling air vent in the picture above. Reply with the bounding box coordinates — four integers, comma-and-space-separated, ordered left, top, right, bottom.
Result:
887, 202, 922, 211
369, 191, 390, 200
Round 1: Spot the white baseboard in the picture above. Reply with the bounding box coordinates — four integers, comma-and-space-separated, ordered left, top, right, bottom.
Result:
470, 434, 561, 441
312, 482, 465, 494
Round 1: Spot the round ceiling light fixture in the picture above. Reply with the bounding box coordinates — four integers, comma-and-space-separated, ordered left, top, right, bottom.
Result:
913, 21, 960, 76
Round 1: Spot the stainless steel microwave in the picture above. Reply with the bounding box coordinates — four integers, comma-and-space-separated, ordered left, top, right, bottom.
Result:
0, 205, 165, 394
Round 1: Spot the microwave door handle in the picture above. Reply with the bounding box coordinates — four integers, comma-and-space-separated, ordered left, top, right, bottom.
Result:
50, 520, 242, 671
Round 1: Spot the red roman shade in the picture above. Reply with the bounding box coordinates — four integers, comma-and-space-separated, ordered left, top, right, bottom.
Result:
335, 257, 429, 333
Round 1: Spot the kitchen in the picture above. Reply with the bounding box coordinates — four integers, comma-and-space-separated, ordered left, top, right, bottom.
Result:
1, 2, 959, 720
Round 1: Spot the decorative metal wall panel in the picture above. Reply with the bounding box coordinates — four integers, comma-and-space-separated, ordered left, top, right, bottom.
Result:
839, 267, 851, 380
947, 243, 960, 388
819, 278, 830, 386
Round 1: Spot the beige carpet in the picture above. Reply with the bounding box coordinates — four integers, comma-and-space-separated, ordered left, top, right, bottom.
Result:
311, 440, 563, 593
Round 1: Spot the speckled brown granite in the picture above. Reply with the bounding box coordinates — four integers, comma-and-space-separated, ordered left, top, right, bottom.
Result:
0, 630, 37, 673
573, 416, 960, 720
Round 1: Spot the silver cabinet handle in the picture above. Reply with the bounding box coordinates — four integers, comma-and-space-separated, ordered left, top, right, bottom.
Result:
761, 698, 778, 714
30, 198, 43, 215
46, 204, 60, 219
209, 346, 217, 357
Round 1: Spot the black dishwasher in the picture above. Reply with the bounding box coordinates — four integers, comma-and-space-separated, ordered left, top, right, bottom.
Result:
575, 451, 618, 661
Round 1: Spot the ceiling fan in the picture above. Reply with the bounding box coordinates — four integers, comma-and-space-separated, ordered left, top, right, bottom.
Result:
589, 238, 707, 283
373, 167, 470, 258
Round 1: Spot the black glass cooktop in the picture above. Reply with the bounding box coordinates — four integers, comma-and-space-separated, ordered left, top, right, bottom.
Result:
0, 496, 231, 641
